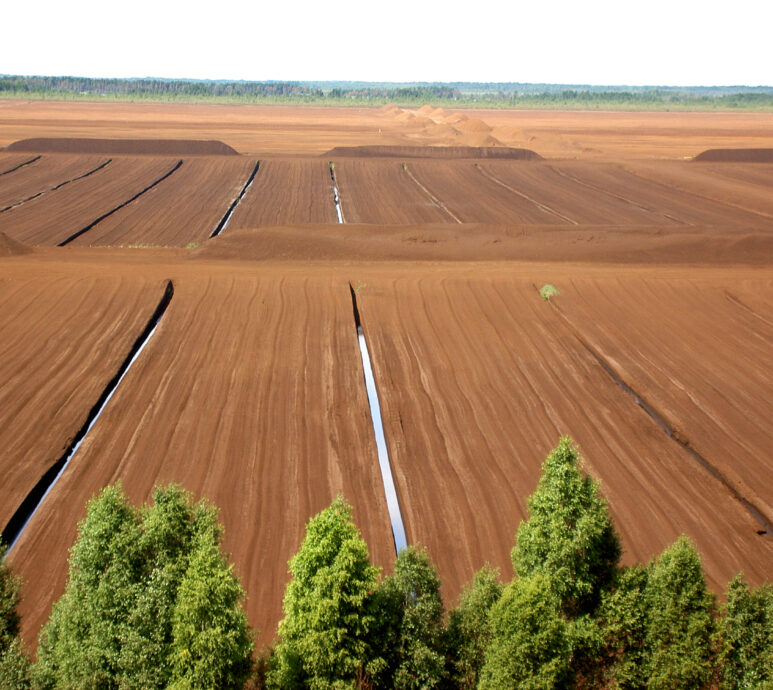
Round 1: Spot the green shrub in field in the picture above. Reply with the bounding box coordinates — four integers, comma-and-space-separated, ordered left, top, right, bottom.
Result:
539, 284, 560, 301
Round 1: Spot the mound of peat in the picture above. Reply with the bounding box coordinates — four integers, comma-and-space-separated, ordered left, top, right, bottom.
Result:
0, 232, 31, 256
191, 225, 773, 264
323, 146, 542, 160
6, 138, 239, 156
694, 148, 773, 163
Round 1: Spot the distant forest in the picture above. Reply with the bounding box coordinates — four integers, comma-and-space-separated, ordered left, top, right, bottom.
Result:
2, 75, 772, 110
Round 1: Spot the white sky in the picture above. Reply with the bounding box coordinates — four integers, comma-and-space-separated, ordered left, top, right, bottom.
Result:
1, 0, 771, 86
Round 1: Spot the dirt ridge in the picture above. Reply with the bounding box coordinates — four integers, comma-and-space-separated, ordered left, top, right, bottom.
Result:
323, 146, 542, 160
6, 138, 239, 156
694, 148, 773, 163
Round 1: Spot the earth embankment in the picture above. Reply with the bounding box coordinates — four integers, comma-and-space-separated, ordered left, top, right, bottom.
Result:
6, 138, 239, 156
324, 145, 542, 160
694, 148, 773, 162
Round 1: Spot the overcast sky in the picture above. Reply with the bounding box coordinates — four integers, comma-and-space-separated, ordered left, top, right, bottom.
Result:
2, 0, 770, 86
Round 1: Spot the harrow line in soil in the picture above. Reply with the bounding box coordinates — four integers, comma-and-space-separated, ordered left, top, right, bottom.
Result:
349, 284, 407, 554
2, 280, 174, 555
57, 160, 183, 246
542, 288, 771, 538
475, 164, 578, 224
402, 164, 462, 224
0, 159, 112, 214
210, 159, 260, 237
547, 164, 691, 225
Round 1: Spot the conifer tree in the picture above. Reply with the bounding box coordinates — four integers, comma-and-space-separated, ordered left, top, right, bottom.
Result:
270, 496, 383, 689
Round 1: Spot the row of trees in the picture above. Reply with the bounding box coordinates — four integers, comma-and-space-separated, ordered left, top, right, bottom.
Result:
2, 76, 772, 109
1, 438, 771, 687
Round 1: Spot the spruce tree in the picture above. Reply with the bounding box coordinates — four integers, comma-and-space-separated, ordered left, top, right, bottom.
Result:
479, 573, 570, 689
718, 574, 773, 689
34, 484, 253, 689
644, 535, 715, 690
270, 496, 383, 689
446, 564, 503, 688
376, 546, 446, 689
512, 437, 621, 618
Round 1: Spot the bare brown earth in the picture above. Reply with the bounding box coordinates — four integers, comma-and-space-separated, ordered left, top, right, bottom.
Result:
6, 261, 394, 650
225, 159, 338, 228
1, 100, 772, 158
334, 160, 449, 224
0, 156, 177, 245
70, 157, 257, 246
355, 275, 772, 599
0, 101, 771, 652
0, 275, 166, 531
0, 232, 30, 256
0, 155, 104, 210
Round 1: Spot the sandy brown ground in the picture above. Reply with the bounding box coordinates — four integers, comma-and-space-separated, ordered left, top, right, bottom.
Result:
1, 100, 772, 158
226, 159, 337, 228
0, 101, 771, 653
4, 255, 394, 650
0, 156, 177, 245
0, 155, 104, 210
71, 156, 256, 246
0, 275, 166, 529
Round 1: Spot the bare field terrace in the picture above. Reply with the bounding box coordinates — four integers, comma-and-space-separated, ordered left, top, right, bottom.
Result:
1, 100, 771, 650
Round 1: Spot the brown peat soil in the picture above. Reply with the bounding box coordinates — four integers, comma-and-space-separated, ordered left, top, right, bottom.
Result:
1, 100, 771, 651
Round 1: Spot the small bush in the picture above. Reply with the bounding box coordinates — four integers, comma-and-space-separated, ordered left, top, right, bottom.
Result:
539, 284, 560, 301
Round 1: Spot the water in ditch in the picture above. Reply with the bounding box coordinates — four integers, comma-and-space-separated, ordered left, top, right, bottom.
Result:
356, 324, 407, 553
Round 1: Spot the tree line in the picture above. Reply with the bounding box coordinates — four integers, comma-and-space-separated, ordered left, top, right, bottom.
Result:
1, 437, 771, 687
1, 76, 772, 110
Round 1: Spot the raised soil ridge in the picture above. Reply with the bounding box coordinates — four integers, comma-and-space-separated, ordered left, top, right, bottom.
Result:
323, 145, 542, 160
694, 148, 773, 162
6, 138, 239, 156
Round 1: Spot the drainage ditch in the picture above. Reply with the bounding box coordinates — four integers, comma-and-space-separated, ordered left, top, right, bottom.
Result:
329, 162, 344, 223
57, 160, 183, 246
0, 156, 41, 176
0, 159, 112, 214
350, 285, 407, 553
543, 289, 771, 537
2, 280, 174, 554
210, 160, 260, 238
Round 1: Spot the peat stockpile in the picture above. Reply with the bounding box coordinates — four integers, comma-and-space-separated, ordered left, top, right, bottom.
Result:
6, 138, 239, 156
323, 145, 542, 160
694, 148, 773, 162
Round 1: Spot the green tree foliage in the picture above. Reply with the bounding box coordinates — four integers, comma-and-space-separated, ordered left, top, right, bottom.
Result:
596, 564, 651, 688
0, 543, 21, 654
718, 574, 773, 689
512, 437, 621, 617
446, 564, 503, 688
375, 546, 446, 689
270, 496, 382, 689
479, 574, 571, 689
34, 484, 252, 689
0, 545, 30, 688
643, 536, 716, 690
0, 638, 31, 689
